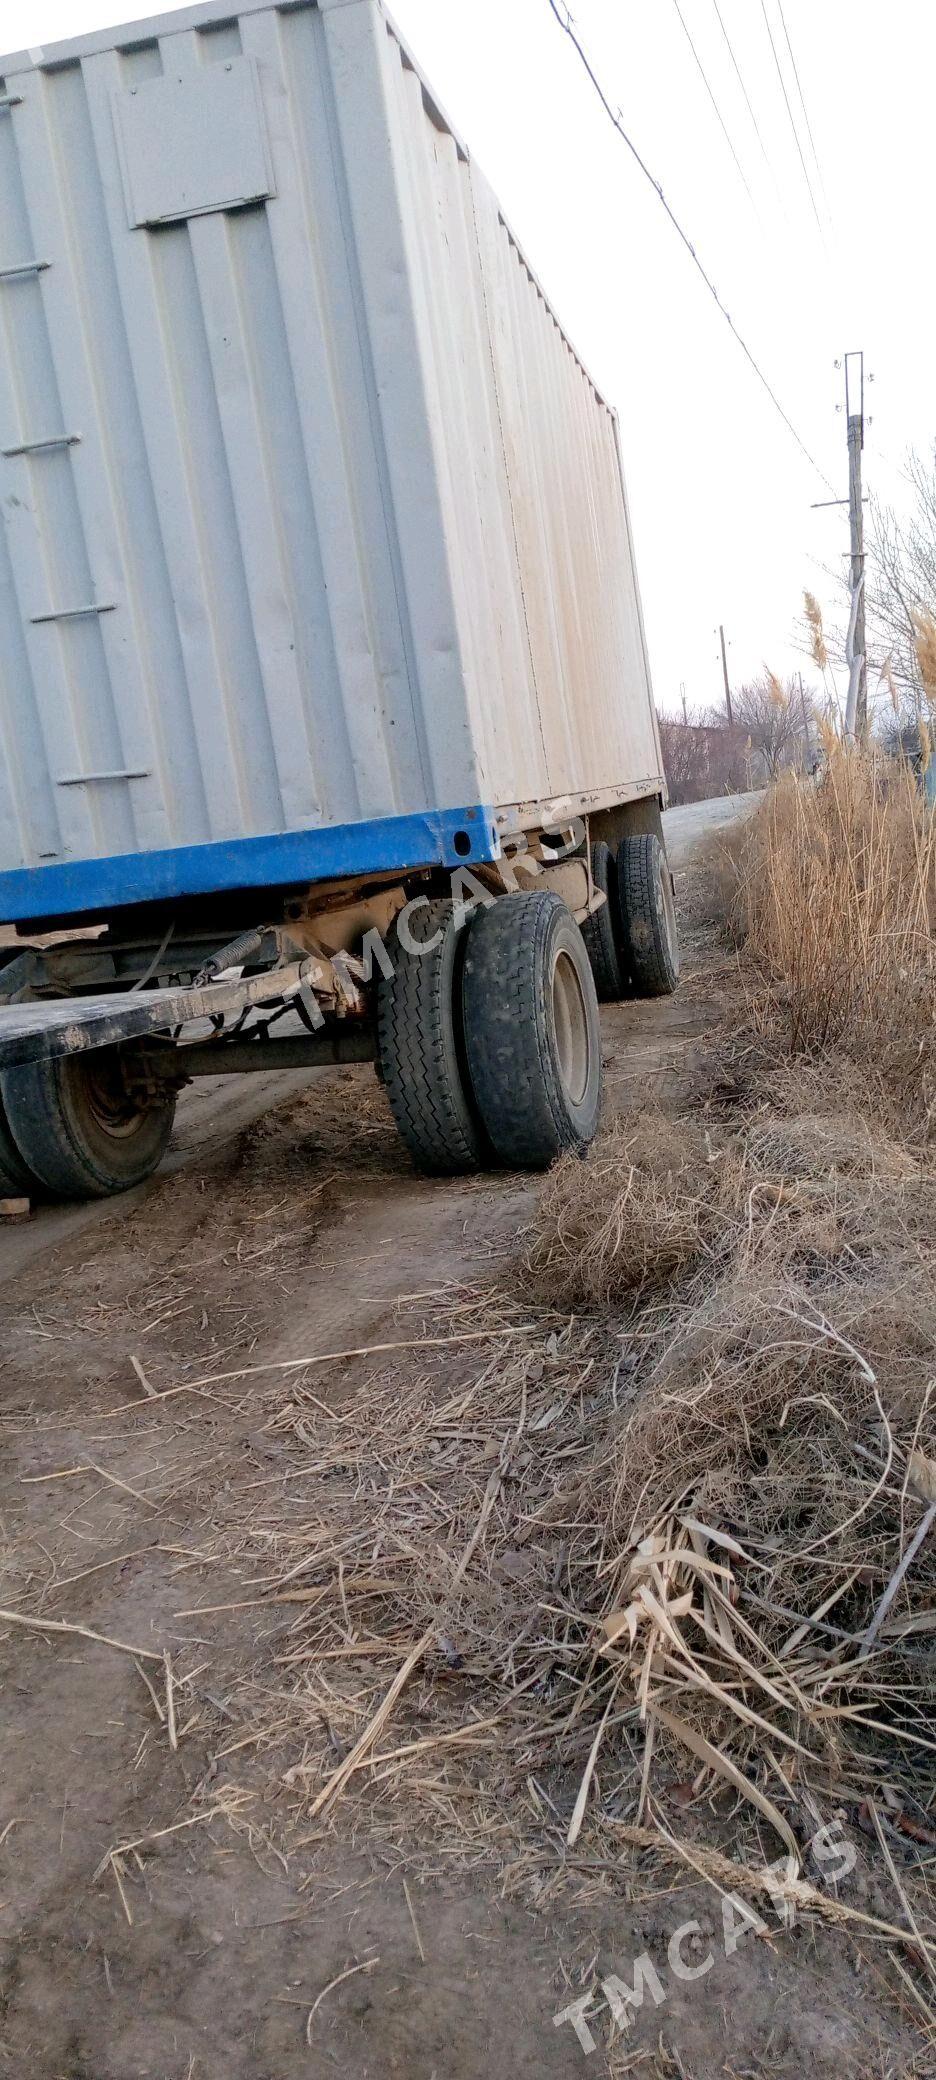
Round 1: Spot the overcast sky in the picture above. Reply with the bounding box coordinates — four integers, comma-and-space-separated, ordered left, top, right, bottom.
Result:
2, 0, 931, 718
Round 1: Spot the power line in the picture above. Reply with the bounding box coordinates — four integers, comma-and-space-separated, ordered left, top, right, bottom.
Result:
709, 0, 783, 200
776, 0, 833, 223
670, 0, 758, 216
544, 0, 836, 493
757, 0, 825, 239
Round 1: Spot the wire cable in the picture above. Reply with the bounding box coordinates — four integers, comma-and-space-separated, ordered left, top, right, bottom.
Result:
776, 0, 833, 223
670, 0, 758, 216
757, 0, 824, 238
545, 0, 836, 493
709, 0, 781, 195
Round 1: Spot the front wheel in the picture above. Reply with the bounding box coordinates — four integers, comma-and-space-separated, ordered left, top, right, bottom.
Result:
462, 891, 601, 1169
1, 1048, 176, 1199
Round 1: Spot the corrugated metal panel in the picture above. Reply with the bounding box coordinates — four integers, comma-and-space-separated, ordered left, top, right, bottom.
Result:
0, 0, 662, 913
372, 10, 662, 812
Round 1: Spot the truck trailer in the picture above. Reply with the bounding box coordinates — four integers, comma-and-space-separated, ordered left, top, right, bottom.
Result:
0, 0, 677, 1200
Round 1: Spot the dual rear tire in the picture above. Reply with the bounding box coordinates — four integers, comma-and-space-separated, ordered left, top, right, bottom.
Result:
377, 890, 601, 1177
582, 833, 679, 1002
377, 832, 679, 1180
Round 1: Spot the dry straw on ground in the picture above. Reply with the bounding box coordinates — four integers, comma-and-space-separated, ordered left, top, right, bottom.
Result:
210, 760, 935, 2013
152, 753, 936, 2023
191, 1092, 935, 1948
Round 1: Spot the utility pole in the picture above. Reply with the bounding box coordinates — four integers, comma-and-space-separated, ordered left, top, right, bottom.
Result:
843, 351, 867, 740
719, 625, 734, 724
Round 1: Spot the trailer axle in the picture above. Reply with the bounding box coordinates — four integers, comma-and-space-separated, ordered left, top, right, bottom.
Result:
141, 1030, 376, 1078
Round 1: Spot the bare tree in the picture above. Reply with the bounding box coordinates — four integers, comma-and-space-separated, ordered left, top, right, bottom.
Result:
807, 444, 936, 731
865, 448, 936, 704
725, 673, 810, 780
657, 712, 759, 804
656, 713, 699, 805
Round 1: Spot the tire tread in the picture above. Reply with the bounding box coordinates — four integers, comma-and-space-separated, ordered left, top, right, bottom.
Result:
376, 901, 481, 1175
615, 833, 679, 997
462, 891, 601, 1168
0, 1090, 37, 1196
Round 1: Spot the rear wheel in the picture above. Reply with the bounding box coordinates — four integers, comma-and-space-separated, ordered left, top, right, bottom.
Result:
462, 890, 601, 1169
1, 1048, 176, 1199
614, 833, 680, 997
0, 1090, 39, 1197
579, 840, 624, 1001
376, 898, 482, 1176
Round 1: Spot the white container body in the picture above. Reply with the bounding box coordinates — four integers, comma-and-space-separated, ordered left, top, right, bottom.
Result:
0, 0, 663, 922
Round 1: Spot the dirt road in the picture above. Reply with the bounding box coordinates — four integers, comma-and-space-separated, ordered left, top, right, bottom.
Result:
663, 788, 761, 865
4, 783, 910, 2080
0, 792, 759, 1288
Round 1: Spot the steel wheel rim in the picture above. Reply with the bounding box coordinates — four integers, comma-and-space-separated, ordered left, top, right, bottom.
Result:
78, 1054, 146, 1140
552, 949, 590, 1106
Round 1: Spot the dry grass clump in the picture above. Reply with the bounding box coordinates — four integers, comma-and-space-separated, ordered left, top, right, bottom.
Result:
525, 1115, 728, 1306
602, 1100, 936, 1556
738, 1097, 936, 1277
594, 1292, 936, 1912
728, 751, 936, 1127
741, 1106, 913, 1185
552, 1122, 936, 1941
612, 1252, 935, 1558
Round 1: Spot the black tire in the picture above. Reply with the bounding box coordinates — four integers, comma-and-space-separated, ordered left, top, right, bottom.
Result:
0, 1089, 38, 1197
462, 890, 601, 1169
579, 840, 624, 1001
614, 833, 680, 997
376, 898, 482, 1176
1, 1049, 176, 1199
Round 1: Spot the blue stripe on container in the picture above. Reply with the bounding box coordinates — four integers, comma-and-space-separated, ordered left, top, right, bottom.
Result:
0, 804, 499, 923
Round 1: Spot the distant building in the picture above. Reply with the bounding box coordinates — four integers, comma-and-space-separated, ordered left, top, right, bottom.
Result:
657, 720, 766, 806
